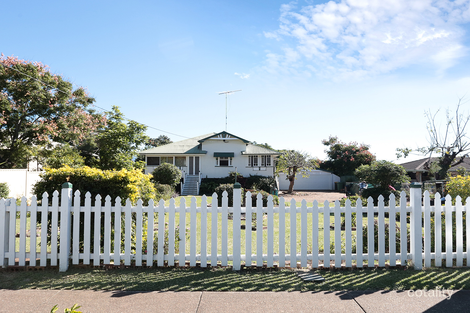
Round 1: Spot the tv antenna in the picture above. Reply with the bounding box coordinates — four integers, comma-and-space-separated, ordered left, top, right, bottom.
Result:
218, 89, 241, 131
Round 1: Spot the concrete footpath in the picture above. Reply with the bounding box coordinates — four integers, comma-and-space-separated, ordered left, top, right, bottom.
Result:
0, 289, 468, 313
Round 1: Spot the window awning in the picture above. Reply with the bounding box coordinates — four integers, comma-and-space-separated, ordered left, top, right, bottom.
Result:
214, 152, 234, 157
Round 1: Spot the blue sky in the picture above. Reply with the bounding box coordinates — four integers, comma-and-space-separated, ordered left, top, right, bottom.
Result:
3, 0, 470, 163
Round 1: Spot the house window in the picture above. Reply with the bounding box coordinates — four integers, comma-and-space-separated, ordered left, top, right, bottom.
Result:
248, 155, 272, 167
160, 157, 173, 164
248, 156, 258, 167
147, 157, 160, 166
216, 157, 232, 166
261, 155, 271, 167
175, 157, 186, 167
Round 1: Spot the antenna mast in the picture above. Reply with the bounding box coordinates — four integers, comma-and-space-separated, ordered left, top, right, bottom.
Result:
218, 89, 241, 131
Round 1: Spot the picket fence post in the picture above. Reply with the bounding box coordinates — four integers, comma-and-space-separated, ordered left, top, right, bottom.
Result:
232, 182, 241, 270
410, 182, 423, 270
59, 182, 73, 272
0, 198, 7, 268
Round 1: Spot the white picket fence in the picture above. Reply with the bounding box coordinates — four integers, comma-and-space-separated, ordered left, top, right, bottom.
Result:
1, 183, 469, 272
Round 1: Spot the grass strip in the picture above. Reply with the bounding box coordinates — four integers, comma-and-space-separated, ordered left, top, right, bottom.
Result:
1, 267, 470, 292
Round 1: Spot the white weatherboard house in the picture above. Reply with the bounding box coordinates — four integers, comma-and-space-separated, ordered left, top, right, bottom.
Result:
139, 131, 280, 195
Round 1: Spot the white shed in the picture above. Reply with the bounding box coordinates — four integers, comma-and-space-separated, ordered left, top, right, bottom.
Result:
278, 170, 340, 191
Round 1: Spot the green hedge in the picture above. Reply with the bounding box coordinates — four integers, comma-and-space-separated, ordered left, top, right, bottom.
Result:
155, 183, 174, 201
248, 190, 279, 206
214, 184, 243, 207
151, 163, 182, 187
245, 176, 276, 192
33, 166, 158, 205
200, 174, 276, 196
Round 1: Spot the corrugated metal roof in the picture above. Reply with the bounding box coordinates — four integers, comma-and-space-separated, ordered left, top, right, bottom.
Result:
241, 144, 280, 155
139, 133, 215, 155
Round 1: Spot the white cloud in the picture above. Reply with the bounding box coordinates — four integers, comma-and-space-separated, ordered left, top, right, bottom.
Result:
234, 72, 250, 79
264, 0, 470, 79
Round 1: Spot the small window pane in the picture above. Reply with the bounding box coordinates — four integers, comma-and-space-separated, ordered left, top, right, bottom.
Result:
147, 157, 160, 166
161, 157, 173, 164
175, 157, 186, 167
220, 157, 229, 166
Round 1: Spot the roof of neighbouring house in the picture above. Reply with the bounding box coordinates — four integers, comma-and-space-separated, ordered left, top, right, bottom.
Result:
399, 157, 470, 172
139, 131, 280, 156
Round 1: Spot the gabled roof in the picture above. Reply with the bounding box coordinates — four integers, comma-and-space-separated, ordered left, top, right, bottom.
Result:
198, 131, 250, 144
139, 133, 214, 155
400, 157, 470, 172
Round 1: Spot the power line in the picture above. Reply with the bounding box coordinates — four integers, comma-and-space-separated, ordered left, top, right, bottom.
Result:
0, 62, 190, 139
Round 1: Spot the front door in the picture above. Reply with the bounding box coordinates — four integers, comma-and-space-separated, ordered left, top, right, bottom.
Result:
189, 157, 194, 175
195, 157, 200, 174
188, 157, 200, 175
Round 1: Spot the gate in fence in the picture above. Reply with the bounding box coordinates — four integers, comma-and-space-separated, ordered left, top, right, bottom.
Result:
1, 182, 469, 272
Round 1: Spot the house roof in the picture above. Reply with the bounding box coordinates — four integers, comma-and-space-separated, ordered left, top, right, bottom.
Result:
139, 133, 214, 155
400, 157, 470, 172
241, 144, 280, 155
139, 131, 280, 156
198, 131, 250, 144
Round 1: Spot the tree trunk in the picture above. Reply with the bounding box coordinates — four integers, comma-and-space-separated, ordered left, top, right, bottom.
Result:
288, 176, 295, 194
287, 167, 297, 194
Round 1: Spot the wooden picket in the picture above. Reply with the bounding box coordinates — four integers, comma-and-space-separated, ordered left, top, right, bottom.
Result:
2, 184, 470, 272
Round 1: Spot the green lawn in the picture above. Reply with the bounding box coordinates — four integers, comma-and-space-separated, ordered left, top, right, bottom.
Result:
0, 266, 469, 291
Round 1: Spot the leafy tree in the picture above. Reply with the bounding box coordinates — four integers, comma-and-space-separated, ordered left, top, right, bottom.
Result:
145, 135, 172, 149
355, 160, 410, 204
95, 106, 149, 170
151, 163, 182, 187
40, 144, 85, 169
276, 150, 317, 194
0, 182, 9, 199
0, 54, 105, 168
397, 99, 470, 180
321, 136, 375, 177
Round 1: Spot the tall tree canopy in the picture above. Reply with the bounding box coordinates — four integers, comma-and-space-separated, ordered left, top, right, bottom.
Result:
320, 136, 375, 177
0, 54, 105, 168
355, 160, 410, 204
397, 99, 470, 180
95, 106, 148, 170
145, 135, 172, 149
277, 150, 318, 194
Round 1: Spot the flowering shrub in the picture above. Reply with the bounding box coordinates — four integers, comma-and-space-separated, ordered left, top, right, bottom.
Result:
33, 165, 159, 205
446, 175, 470, 204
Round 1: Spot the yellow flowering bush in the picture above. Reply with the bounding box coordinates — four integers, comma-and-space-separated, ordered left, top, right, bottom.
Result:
446, 175, 470, 204
33, 165, 158, 205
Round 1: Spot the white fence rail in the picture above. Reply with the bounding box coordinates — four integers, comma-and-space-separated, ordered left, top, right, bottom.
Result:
1, 183, 469, 272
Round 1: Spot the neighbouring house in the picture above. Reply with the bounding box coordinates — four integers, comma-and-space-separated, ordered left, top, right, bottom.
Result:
139, 131, 280, 195
399, 157, 470, 182
278, 170, 340, 191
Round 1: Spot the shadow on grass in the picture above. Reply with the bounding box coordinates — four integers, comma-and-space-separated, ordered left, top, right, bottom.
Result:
1, 267, 470, 292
